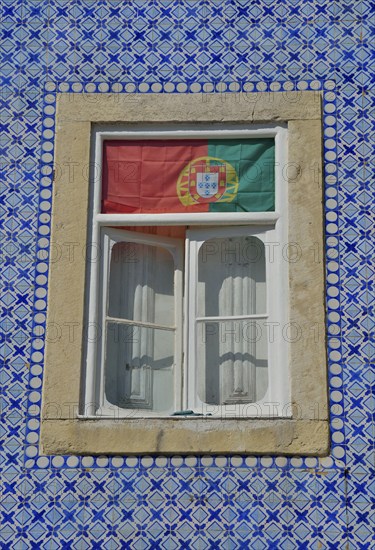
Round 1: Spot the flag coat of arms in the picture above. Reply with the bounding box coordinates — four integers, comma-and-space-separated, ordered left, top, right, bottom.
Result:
102, 139, 275, 214
189, 162, 227, 202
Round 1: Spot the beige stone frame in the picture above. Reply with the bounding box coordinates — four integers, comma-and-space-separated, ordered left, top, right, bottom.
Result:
41, 91, 329, 455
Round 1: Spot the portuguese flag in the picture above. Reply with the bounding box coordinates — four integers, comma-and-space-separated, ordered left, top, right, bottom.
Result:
102, 139, 275, 214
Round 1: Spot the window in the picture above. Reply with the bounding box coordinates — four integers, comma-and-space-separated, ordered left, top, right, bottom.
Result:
83, 127, 289, 419
41, 91, 328, 455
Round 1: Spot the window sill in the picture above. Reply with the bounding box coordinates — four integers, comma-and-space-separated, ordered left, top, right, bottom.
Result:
41, 417, 329, 456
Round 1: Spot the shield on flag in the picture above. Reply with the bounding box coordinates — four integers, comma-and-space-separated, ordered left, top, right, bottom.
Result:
189, 159, 227, 203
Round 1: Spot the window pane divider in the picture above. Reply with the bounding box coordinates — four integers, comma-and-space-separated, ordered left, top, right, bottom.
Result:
195, 314, 268, 322
106, 316, 176, 331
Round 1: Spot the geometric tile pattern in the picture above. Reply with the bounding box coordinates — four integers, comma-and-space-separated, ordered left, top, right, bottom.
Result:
1, 1, 374, 548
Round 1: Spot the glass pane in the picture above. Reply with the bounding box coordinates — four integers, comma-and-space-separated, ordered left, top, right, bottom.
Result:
197, 236, 266, 317
196, 319, 268, 406
105, 323, 174, 413
108, 242, 175, 326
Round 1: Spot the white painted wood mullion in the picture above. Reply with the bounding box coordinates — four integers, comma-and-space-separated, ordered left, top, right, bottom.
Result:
96, 212, 279, 227
195, 314, 268, 322
83, 132, 104, 415
98, 232, 112, 412
105, 317, 176, 331
268, 125, 289, 409
186, 236, 197, 412
173, 242, 184, 413
94, 123, 282, 141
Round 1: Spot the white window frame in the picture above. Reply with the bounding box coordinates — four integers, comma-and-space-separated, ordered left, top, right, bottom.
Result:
83, 124, 289, 419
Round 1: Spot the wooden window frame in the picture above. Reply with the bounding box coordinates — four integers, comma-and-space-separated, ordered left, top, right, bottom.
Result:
84, 125, 289, 419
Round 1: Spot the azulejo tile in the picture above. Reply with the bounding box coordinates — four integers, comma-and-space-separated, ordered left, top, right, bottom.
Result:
0, 1, 374, 548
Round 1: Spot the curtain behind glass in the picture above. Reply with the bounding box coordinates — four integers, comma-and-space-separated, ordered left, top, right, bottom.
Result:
105, 242, 175, 412
197, 236, 268, 405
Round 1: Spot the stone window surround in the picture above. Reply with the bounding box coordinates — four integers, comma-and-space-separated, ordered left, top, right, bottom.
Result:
41, 91, 329, 455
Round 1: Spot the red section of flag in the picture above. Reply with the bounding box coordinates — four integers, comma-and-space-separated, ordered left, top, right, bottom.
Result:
102, 140, 209, 213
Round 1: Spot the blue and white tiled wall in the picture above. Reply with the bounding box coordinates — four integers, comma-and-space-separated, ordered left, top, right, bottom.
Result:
0, 1, 374, 548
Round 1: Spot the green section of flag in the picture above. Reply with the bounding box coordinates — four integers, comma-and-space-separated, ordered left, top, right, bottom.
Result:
208, 139, 275, 212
